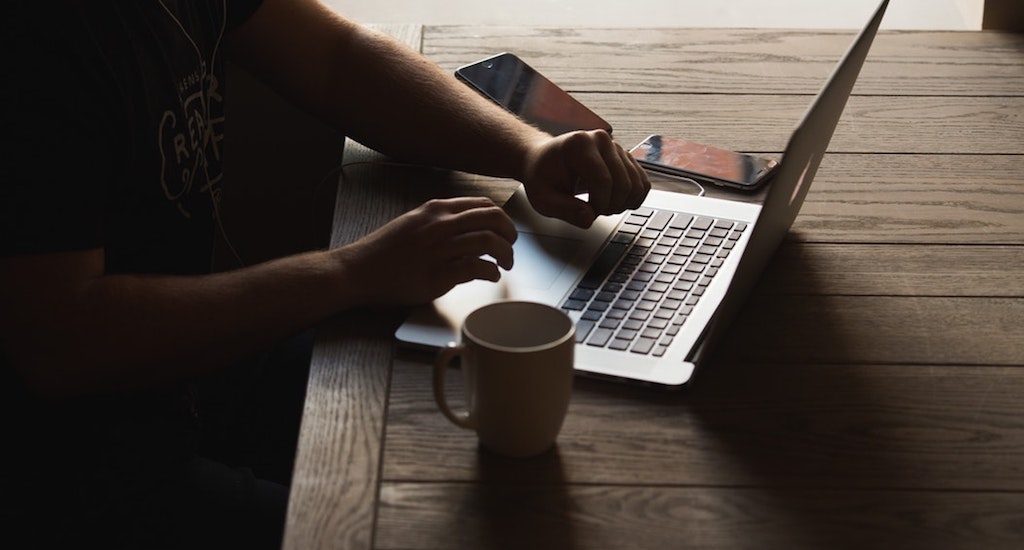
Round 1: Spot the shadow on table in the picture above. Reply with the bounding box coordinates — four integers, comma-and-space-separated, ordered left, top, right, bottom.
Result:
570, 239, 938, 548
468, 447, 577, 550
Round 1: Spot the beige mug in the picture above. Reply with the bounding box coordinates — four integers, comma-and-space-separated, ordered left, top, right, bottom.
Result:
433, 301, 576, 458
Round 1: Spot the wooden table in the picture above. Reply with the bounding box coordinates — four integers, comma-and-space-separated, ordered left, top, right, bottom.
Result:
283, 25, 1024, 549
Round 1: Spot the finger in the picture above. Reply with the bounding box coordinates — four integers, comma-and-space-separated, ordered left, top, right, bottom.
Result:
601, 143, 637, 214
445, 230, 515, 271
423, 196, 498, 215
564, 131, 614, 215
528, 191, 596, 229
618, 145, 652, 210
443, 204, 518, 245
445, 256, 503, 286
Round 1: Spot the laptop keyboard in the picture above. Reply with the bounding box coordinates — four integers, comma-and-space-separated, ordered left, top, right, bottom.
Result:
561, 208, 747, 356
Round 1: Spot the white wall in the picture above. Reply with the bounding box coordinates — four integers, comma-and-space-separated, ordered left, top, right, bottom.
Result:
325, 0, 975, 29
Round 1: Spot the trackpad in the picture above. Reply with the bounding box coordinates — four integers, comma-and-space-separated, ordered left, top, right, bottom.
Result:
510, 231, 582, 290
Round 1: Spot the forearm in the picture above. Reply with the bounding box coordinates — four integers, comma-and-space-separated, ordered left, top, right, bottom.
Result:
316, 24, 548, 179
229, 0, 548, 181
10, 249, 353, 398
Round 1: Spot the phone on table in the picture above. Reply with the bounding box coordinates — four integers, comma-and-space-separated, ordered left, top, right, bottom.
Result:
629, 134, 778, 192
455, 52, 612, 136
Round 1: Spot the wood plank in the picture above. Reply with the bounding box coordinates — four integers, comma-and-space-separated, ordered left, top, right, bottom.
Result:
377, 483, 1024, 550
381, 362, 1024, 491
792, 154, 1024, 245
717, 295, 1024, 365
581, 95, 1024, 156
283, 23, 423, 550
649, 156, 1024, 246
758, 243, 1024, 297
424, 27, 1024, 96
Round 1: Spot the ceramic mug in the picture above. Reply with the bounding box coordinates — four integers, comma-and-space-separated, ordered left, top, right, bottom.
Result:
433, 301, 576, 457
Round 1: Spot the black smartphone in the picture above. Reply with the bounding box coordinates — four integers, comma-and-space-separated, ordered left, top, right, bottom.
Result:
629, 135, 778, 192
455, 52, 612, 136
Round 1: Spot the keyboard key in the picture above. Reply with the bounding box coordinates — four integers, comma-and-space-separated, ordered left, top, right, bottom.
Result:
642, 327, 663, 339
623, 319, 644, 331
575, 320, 595, 343
582, 310, 603, 322
570, 288, 595, 301
602, 282, 624, 293
654, 308, 675, 320
692, 216, 714, 230
648, 211, 673, 231
632, 272, 653, 283
636, 300, 658, 311
611, 231, 634, 244
643, 290, 665, 302
631, 337, 657, 355
587, 328, 614, 347
655, 273, 676, 284
616, 328, 639, 341
562, 299, 587, 311
595, 291, 617, 302
609, 339, 631, 351
578, 241, 630, 289
648, 282, 670, 293
647, 318, 669, 330
669, 215, 693, 230
613, 298, 635, 310
629, 310, 651, 321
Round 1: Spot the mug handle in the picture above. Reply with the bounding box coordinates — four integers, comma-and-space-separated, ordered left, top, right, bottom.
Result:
433, 343, 477, 430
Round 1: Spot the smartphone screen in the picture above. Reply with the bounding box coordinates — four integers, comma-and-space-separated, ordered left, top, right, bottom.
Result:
455, 53, 612, 136
630, 135, 778, 191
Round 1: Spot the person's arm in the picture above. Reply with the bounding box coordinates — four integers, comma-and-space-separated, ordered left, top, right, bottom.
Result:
0, 197, 515, 399
226, 0, 650, 228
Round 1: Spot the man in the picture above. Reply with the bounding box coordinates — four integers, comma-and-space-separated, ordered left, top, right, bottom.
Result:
1, 0, 649, 547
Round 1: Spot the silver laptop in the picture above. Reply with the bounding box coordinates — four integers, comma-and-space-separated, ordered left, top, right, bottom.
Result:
397, 0, 888, 388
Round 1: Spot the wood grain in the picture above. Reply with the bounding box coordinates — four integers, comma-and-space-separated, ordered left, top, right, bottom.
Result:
376, 482, 1024, 550
424, 27, 1024, 97
578, 94, 1024, 156
382, 361, 1024, 490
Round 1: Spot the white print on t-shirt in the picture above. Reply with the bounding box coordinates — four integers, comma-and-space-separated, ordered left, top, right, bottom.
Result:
157, 62, 225, 220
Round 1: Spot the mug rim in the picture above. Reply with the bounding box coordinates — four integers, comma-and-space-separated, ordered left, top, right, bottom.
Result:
462, 300, 575, 354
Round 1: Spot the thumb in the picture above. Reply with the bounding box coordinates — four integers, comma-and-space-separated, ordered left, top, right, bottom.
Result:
532, 193, 596, 229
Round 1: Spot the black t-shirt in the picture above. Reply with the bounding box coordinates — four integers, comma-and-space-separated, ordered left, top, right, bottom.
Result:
1, 0, 264, 480
3, 0, 262, 273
